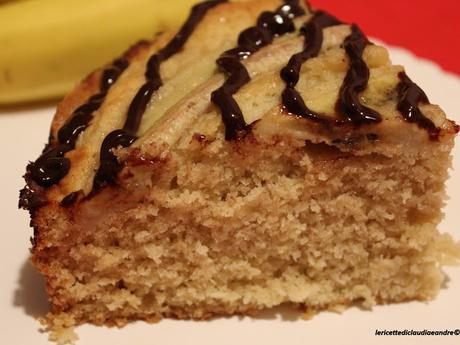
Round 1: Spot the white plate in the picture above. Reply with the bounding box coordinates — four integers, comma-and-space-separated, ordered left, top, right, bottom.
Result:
1, 45, 459, 345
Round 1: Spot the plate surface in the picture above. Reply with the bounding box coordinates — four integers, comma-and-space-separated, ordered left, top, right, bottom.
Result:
1, 45, 459, 345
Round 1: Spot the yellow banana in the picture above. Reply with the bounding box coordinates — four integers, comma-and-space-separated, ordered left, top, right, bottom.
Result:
0, 0, 201, 105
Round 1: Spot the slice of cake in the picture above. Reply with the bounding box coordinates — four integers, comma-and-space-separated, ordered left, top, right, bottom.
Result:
20, 0, 459, 342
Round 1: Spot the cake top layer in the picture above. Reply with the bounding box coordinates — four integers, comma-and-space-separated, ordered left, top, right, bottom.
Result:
20, 0, 458, 212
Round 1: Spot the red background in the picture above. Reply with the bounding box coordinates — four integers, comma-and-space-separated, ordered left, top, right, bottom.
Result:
311, 0, 460, 76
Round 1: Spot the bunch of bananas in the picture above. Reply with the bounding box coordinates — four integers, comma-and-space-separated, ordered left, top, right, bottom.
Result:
0, 0, 201, 105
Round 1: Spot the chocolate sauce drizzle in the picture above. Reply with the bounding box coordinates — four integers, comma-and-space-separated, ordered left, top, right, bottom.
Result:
26, 0, 442, 208
281, 11, 342, 124
211, 0, 306, 140
92, 0, 227, 192
282, 20, 382, 126
60, 191, 80, 207
336, 25, 381, 124
28, 59, 129, 188
280, 17, 441, 138
397, 72, 440, 140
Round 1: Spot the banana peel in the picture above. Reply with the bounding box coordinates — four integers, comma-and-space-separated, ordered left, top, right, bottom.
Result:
0, 0, 201, 105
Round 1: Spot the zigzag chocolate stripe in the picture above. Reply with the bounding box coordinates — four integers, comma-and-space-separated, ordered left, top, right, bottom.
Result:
92, 0, 227, 193
280, 17, 440, 138
211, 0, 306, 140
281, 16, 382, 126
397, 72, 440, 140
281, 11, 342, 124
29, 59, 129, 188
335, 24, 382, 124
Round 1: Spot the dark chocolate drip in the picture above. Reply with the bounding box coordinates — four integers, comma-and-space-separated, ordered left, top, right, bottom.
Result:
30, 145, 71, 188
282, 21, 382, 126
123, 0, 227, 135
281, 11, 342, 123
93, 0, 226, 191
60, 191, 80, 207
397, 71, 440, 140
123, 79, 161, 134
211, 0, 305, 140
92, 130, 137, 193
57, 93, 106, 146
336, 25, 381, 124
29, 58, 129, 188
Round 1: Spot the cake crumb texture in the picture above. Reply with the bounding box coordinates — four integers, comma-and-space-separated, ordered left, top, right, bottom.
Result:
31, 128, 460, 333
